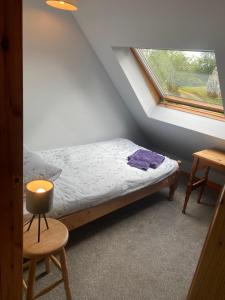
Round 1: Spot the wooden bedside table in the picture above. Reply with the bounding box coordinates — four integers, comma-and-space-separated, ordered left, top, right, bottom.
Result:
23, 218, 72, 300
182, 149, 225, 214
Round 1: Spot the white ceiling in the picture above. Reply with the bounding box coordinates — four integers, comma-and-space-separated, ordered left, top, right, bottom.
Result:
73, 0, 225, 160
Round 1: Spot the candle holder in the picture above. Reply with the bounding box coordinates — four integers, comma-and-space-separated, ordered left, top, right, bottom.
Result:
24, 180, 54, 242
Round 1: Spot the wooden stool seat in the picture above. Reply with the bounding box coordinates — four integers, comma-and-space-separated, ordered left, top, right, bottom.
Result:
23, 218, 72, 300
24, 218, 68, 258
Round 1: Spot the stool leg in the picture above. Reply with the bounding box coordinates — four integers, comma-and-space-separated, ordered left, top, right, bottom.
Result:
45, 256, 51, 274
197, 167, 210, 204
182, 157, 199, 214
27, 258, 36, 300
59, 248, 72, 300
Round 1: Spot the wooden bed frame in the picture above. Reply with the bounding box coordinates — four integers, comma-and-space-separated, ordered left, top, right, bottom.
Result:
59, 162, 181, 231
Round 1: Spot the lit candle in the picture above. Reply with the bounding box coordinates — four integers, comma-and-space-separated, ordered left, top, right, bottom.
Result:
36, 188, 46, 193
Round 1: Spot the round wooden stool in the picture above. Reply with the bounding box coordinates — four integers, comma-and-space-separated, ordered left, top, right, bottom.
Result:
23, 218, 72, 300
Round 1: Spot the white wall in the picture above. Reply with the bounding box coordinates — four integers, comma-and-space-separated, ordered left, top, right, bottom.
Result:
23, 0, 145, 150
74, 0, 225, 168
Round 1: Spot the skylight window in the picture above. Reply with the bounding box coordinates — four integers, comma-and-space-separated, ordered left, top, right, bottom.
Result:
133, 48, 224, 121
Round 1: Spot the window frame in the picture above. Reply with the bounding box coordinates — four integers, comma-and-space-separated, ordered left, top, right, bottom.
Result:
131, 48, 225, 122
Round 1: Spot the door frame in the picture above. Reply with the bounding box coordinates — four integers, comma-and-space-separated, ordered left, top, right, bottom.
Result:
0, 0, 23, 299
188, 185, 225, 299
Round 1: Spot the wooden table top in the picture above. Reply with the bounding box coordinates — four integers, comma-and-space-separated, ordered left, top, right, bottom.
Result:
23, 218, 68, 258
194, 149, 225, 168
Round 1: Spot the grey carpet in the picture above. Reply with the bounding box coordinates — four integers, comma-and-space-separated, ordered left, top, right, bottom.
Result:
24, 176, 218, 300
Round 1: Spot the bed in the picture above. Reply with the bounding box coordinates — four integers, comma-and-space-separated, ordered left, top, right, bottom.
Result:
24, 138, 180, 231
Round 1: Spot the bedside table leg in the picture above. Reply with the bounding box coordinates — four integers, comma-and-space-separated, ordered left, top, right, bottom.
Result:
182, 157, 199, 214
26, 258, 36, 300
197, 167, 210, 204
60, 248, 72, 300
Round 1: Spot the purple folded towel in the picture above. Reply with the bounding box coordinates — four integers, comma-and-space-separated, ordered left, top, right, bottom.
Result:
127, 149, 165, 170
127, 157, 150, 171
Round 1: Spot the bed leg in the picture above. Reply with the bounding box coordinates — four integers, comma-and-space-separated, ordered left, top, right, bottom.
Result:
169, 182, 177, 201
168, 166, 180, 201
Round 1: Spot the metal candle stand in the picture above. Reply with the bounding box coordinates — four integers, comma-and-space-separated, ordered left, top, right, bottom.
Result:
24, 214, 50, 243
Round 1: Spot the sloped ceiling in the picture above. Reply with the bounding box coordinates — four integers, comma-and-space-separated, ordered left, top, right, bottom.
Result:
73, 0, 225, 161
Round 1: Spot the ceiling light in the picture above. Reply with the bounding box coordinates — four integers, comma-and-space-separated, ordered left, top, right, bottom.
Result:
46, 0, 78, 11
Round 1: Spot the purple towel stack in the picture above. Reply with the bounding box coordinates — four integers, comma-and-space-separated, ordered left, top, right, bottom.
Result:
127, 149, 165, 171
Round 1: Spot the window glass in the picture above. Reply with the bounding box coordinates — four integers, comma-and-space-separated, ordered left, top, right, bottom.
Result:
136, 49, 223, 107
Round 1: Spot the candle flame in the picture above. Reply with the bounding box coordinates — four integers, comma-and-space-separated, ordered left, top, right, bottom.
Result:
36, 188, 46, 193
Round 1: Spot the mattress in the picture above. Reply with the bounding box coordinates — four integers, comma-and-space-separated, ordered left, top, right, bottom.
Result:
24, 138, 178, 219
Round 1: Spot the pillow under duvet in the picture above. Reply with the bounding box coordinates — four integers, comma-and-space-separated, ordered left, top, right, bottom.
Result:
23, 146, 62, 183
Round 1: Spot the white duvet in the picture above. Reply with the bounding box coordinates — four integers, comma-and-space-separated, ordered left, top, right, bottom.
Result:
24, 138, 178, 218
